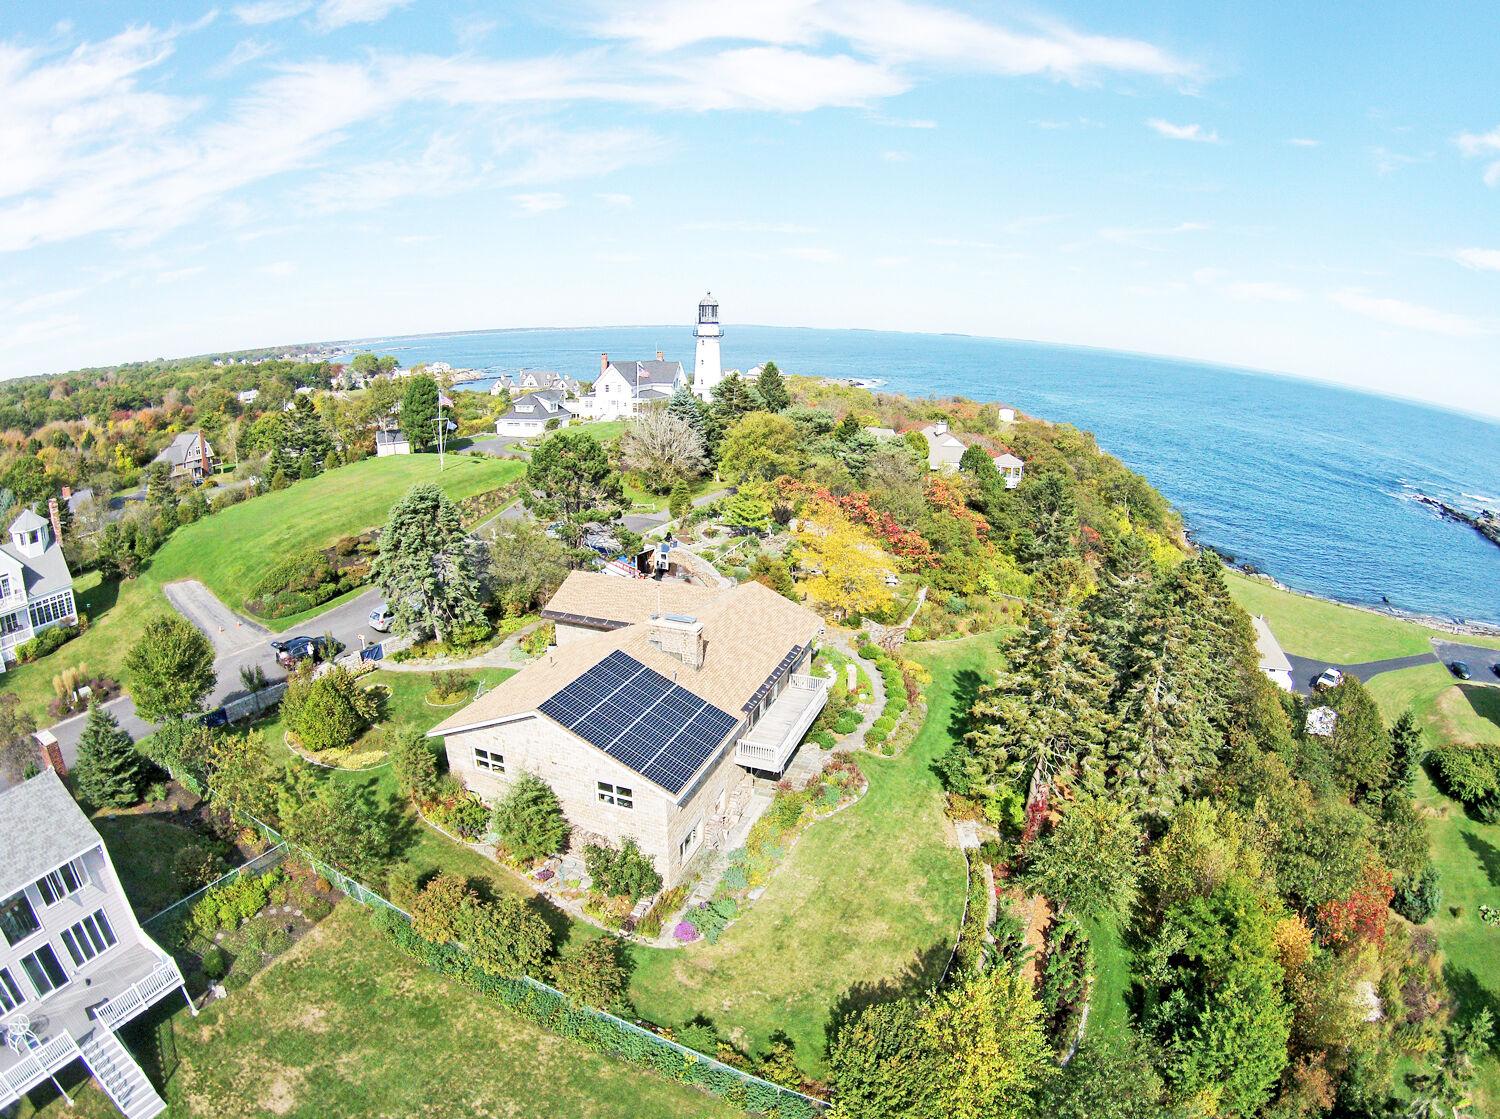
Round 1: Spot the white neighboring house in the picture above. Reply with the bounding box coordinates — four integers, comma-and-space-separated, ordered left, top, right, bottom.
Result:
1251, 615, 1295, 692
0, 510, 77, 671
918, 422, 967, 472
0, 771, 191, 1119
495, 389, 578, 437
575, 353, 687, 421
992, 451, 1025, 489
374, 429, 410, 457
235, 389, 259, 406
998, 407, 1016, 424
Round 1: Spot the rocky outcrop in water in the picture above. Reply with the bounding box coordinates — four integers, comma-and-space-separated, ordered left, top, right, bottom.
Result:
1415, 494, 1500, 550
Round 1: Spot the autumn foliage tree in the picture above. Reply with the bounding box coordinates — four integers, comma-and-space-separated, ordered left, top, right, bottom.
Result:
795, 500, 896, 621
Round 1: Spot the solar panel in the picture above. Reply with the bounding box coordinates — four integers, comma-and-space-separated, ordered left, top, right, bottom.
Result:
743, 645, 803, 712
537, 651, 742, 794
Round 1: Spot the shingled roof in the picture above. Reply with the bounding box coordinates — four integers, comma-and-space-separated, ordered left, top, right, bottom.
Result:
0, 771, 101, 898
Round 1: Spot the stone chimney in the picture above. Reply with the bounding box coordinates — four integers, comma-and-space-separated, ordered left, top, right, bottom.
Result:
649, 613, 705, 670
35, 730, 65, 777
600, 353, 609, 376
46, 497, 62, 542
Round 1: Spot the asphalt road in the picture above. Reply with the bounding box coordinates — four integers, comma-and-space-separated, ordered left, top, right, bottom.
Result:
1285, 638, 1500, 696
38, 586, 387, 772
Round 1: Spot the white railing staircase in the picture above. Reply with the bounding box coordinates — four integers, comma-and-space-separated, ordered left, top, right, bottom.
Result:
80, 1028, 166, 1119
94, 959, 187, 1032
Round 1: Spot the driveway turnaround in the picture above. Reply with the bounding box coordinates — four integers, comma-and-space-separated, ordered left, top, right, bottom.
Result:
163, 580, 268, 656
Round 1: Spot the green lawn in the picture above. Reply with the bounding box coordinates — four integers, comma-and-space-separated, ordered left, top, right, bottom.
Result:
1366, 664, 1500, 1110
17, 903, 741, 1119
1080, 912, 1132, 1045
1225, 571, 1500, 662
626, 633, 988, 1076
2, 456, 521, 722
93, 811, 210, 918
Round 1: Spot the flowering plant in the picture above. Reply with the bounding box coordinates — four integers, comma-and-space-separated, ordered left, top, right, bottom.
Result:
673, 921, 700, 943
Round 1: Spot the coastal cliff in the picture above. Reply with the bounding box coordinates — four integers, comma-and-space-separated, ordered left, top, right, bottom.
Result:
1416, 494, 1500, 551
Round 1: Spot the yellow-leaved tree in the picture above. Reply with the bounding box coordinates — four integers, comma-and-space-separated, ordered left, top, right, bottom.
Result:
796, 500, 896, 621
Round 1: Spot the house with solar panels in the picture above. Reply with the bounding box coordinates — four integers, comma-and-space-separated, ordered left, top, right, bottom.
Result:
431, 574, 827, 886
0, 772, 191, 1119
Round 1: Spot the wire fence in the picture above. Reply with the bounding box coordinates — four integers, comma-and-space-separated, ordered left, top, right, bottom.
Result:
140, 841, 291, 936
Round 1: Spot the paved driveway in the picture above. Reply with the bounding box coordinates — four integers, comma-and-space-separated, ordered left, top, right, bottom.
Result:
163, 580, 268, 656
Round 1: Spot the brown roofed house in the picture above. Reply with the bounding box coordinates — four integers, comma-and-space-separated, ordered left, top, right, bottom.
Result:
431, 577, 827, 887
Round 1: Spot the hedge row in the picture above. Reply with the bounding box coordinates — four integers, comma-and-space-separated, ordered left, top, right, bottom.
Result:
370, 908, 820, 1118
857, 643, 911, 753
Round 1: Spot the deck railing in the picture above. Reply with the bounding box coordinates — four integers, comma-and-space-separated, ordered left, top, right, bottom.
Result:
93, 959, 186, 1031
736, 674, 829, 771
0, 1031, 81, 1106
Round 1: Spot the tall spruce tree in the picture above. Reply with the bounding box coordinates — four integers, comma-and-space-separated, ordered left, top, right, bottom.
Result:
952, 560, 1115, 803
400, 374, 441, 451
372, 483, 488, 642
1017, 473, 1079, 568
73, 702, 146, 808
710, 370, 757, 427
1388, 709, 1424, 792
1088, 532, 1156, 676
753, 361, 789, 411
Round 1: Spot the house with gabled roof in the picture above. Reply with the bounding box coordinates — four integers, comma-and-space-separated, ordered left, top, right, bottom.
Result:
431, 576, 827, 886
572, 352, 687, 422
0, 510, 77, 672
150, 432, 216, 484
495, 389, 579, 437
0, 772, 191, 1119
992, 451, 1025, 488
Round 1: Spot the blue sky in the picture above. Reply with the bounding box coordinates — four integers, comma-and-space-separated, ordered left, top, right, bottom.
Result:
1, 1, 1497, 417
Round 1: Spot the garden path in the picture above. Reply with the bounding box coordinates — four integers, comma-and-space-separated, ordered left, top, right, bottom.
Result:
827, 630, 887, 747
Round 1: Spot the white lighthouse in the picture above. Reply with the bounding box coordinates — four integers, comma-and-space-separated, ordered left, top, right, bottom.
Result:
692, 292, 723, 402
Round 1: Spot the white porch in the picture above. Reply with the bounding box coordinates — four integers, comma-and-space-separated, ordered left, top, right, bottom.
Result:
735, 674, 830, 774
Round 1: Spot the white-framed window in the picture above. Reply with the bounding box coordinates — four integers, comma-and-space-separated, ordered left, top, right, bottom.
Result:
28, 590, 74, 629
474, 747, 504, 774
597, 781, 634, 809
0, 890, 40, 947
36, 858, 89, 906
0, 610, 24, 636
678, 822, 700, 862
20, 944, 68, 997
0, 966, 24, 1012
60, 909, 117, 967
0, 574, 10, 599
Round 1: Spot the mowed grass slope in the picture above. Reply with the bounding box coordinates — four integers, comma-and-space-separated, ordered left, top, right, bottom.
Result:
2, 455, 520, 721
1225, 570, 1500, 662
627, 633, 990, 1077
18, 903, 741, 1119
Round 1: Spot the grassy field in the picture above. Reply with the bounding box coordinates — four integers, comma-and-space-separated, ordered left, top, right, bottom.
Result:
1226, 571, 1500, 662
1080, 912, 1132, 1045
1, 456, 521, 722
17, 903, 741, 1119
626, 633, 987, 1077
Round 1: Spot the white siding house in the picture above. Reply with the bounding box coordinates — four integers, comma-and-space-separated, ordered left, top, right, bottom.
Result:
495, 389, 578, 437
0, 772, 190, 1118
0, 511, 77, 672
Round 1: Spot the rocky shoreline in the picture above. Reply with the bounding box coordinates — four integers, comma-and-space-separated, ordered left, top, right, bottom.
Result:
1235, 568, 1500, 638
1414, 493, 1500, 551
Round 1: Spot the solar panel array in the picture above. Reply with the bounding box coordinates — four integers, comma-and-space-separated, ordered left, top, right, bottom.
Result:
538, 650, 741, 794
743, 644, 804, 713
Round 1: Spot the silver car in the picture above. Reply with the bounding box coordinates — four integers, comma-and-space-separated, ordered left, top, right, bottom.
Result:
368, 605, 394, 632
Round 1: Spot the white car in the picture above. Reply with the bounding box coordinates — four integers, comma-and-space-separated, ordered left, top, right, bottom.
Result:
368, 605, 394, 632
1314, 667, 1344, 690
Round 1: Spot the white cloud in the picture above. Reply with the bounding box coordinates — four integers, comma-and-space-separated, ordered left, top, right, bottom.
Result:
315, 0, 410, 30
870, 114, 935, 129
589, 0, 1199, 84
1371, 146, 1426, 175
1448, 247, 1500, 272
220, 38, 277, 70
881, 149, 911, 162
1225, 280, 1303, 303
1331, 289, 1487, 338
1, 288, 87, 317
0, 313, 82, 351
685, 220, 819, 234
156, 266, 205, 283
259, 260, 296, 276
512, 192, 566, 214
1458, 124, 1500, 186
597, 192, 634, 209
1287, 137, 1320, 148
233, 0, 310, 24
1146, 118, 1219, 143
1099, 221, 1209, 250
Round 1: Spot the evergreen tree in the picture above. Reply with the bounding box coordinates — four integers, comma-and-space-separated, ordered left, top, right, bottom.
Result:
1388, 709, 1424, 792
371, 483, 488, 642
754, 361, 789, 411
1087, 532, 1156, 676
72, 702, 146, 808
710, 370, 757, 427
1023, 795, 1142, 918
667, 480, 692, 521
400, 374, 441, 451
950, 560, 1115, 802
521, 430, 627, 549
1017, 473, 1078, 567
491, 773, 570, 863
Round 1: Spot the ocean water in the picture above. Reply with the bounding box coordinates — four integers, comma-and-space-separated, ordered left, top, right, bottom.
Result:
335, 324, 1500, 625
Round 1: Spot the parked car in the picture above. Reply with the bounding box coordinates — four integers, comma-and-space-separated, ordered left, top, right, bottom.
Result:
368, 604, 394, 632
1491, 661, 1500, 679
1314, 667, 1344, 690
270, 635, 331, 667
1449, 660, 1472, 680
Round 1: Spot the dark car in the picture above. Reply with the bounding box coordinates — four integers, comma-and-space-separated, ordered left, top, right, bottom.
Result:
1449, 660, 1471, 680
1492, 661, 1500, 679
270, 635, 331, 667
